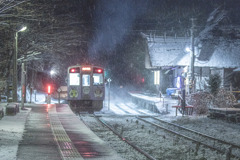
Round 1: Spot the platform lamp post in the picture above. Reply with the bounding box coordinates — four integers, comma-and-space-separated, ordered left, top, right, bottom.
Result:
107, 78, 112, 111
13, 26, 27, 102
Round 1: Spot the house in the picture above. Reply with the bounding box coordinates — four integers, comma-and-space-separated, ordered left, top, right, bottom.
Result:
142, 33, 240, 94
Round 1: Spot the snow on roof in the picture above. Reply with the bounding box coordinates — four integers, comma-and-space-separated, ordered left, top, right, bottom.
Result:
147, 36, 190, 67
146, 35, 240, 68
178, 40, 240, 68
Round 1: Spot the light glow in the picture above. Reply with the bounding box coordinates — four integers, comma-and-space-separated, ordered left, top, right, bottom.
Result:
176, 76, 181, 88
82, 67, 91, 71
48, 85, 51, 94
18, 26, 27, 32
185, 47, 191, 53
50, 70, 55, 75
154, 71, 160, 85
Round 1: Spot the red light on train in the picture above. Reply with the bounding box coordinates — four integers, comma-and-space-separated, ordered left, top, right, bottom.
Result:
97, 69, 102, 73
71, 68, 75, 73
69, 67, 80, 73
93, 68, 103, 73
82, 67, 91, 71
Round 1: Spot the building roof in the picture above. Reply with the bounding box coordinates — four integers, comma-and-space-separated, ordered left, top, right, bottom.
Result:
145, 35, 240, 69
146, 36, 190, 67
178, 40, 240, 68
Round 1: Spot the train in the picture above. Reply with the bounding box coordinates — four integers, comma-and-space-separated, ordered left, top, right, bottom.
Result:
67, 65, 105, 112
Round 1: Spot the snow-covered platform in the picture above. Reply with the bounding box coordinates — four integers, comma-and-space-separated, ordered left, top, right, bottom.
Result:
51, 104, 123, 160
128, 92, 178, 114
0, 103, 123, 160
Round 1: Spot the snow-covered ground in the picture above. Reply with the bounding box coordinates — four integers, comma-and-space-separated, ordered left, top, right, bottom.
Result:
1, 90, 240, 160
0, 106, 31, 160
82, 92, 240, 159
0, 90, 63, 160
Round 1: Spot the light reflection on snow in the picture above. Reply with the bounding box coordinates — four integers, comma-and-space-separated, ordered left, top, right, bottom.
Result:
19, 89, 65, 104
117, 103, 140, 115
108, 103, 126, 115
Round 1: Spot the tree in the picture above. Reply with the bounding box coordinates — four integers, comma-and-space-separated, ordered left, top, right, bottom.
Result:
208, 73, 221, 96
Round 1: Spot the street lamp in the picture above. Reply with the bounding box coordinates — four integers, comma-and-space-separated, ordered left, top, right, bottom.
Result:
50, 70, 55, 77
13, 26, 27, 102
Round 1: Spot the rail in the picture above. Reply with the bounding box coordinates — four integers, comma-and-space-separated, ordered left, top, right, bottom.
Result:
93, 114, 157, 160
137, 116, 240, 159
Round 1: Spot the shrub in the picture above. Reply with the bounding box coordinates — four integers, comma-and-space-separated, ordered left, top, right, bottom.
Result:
187, 89, 236, 115
187, 91, 212, 115
208, 74, 221, 96
211, 88, 236, 108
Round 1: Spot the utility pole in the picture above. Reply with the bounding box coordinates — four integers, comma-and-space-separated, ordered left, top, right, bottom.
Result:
188, 18, 196, 94
24, 54, 27, 103
13, 32, 18, 102
13, 26, 27, 102
21, 63, 25, 109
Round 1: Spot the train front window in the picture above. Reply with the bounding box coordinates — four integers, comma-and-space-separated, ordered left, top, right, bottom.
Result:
93, 73, 103, 85
69, 73, 80, 86
82, 74, 90, 86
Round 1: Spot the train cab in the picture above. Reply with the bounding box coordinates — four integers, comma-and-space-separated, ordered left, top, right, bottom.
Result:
67, 65, 105, 112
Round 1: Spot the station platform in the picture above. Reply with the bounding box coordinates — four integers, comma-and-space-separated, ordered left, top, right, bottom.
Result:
128, 92, 178, 115
0, 103, 123, 160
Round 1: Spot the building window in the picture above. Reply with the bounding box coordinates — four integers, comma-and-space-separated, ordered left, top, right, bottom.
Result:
154, 71, 160, 85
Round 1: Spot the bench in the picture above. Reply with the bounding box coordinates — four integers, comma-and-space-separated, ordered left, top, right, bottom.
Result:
6, 103, 19, 115
226, 113, 240, 123
172, 105, 194, 116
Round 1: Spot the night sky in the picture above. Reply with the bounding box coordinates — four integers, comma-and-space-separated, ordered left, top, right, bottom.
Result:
0, 0, 240, 90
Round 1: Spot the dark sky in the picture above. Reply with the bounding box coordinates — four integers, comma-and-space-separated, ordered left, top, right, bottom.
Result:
48, 0, 240, 86
2, 0, 240, 88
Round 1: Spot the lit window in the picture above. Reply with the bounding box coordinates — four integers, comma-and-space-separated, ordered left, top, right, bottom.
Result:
154, 71, 160, 85
69, 73, 80, 86
93, 74, 103, 85
82, 74, 90, 86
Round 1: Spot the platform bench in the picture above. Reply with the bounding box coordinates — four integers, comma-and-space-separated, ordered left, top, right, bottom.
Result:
6, 103, 19, 115
172, 105, 194, 116
226, 113, 240, 123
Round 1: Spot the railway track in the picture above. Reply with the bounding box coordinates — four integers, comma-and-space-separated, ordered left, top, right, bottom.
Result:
93, 114, 156, 160
79, 113, 156, 160
137, 116, 240, 159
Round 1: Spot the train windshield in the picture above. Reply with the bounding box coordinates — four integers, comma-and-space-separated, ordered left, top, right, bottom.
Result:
82, 74, 90, 86
93, 73, 103, 85
69, 73, 80, 85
